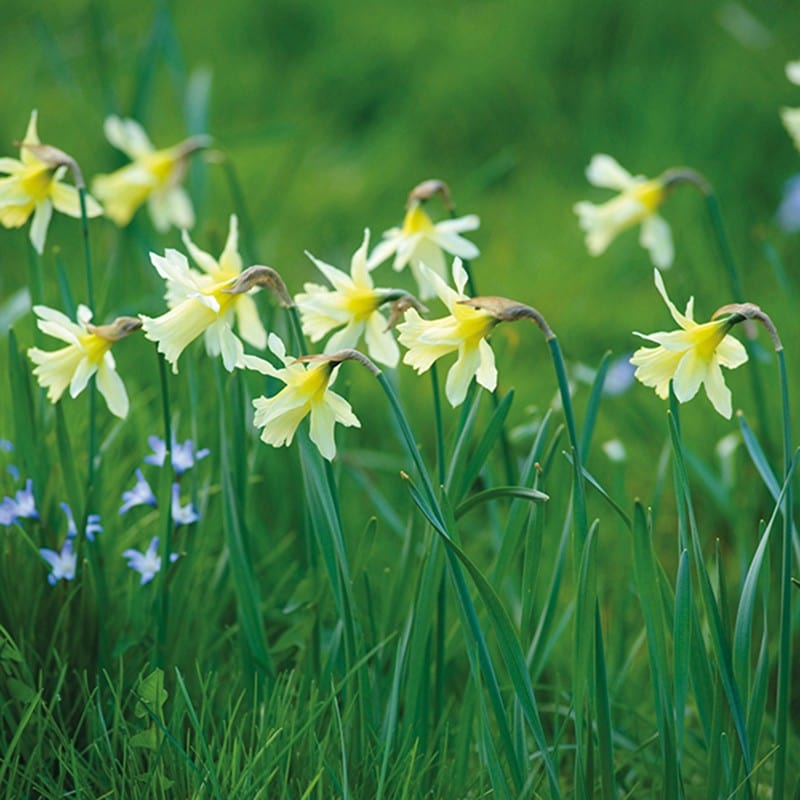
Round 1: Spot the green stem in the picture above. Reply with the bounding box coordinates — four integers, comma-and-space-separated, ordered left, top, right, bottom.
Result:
547, 336, 588, 548
155, 353, 174, 668
78, 187, 95, 310
705, 193, 772, 448
221, 156, 259, 266
773, 349, 793, 799
429, 366, 446, 487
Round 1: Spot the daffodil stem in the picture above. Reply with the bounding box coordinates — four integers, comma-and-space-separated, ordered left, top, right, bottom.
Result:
26, 243, 45, 314
155, 352, 174, 669
705, 193, 772, 448
705, 194, 743, 300
456, 256, 516, 484
221, 157, 259, 266
78, 187, 95, 310
773, 348, 793, 799
430, 366, 446, 487
547, 336, 588, 548
376, 373, 438, 513
286, 305, 306, 355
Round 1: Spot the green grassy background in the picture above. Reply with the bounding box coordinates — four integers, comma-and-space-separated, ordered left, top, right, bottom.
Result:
2, 0, 800, 796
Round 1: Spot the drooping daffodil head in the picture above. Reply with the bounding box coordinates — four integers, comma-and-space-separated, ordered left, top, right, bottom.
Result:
397, 258, 499, 407
91, 116, 209, 232
27, 305, 141, 418
242, 333, 361, 461
574, 154, 673, 269
0, 110, 102, 253
630, 270, 748, 418
368, 181, 480, 300
296, 229, 401, 367
140, 214, 268, 373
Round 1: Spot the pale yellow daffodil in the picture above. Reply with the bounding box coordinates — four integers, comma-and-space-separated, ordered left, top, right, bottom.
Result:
397, 258, 498, 407
368, 200, 480, 300
92, 116, 207, 232
140, 215, 267, 373
630, 270, 748, 418
574, 154, 673, 269
27, 304, 140, 418
296, 229, 400, 367
781, 61, 800, 151
0, 111, 102, 253
242, 334, 360, 461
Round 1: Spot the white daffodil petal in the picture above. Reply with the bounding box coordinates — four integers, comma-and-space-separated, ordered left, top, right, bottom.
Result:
96, 357, 130, 418
29, 200, 53, 254
586, 154, 635, 191
640, 214, 674, 269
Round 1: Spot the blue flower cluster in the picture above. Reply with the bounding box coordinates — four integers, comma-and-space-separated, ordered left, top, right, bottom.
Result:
119, 434, 206, 584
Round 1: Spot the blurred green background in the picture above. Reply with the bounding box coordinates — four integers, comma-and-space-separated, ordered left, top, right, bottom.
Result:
2, 0, 800, 489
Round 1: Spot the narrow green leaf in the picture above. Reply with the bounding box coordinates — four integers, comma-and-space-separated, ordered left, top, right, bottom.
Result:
674, 549, 691, 757
579, 351, 610, 459
456, 389, 515, 501
455, 485, 548, 520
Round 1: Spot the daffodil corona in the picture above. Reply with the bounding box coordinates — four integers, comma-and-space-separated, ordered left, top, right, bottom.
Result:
368, 200, 480, 299
296, 230, 400, 367
0, 111, 102, 253
574, 154, 673, 269
92, 116, 207, 232
27, 305, 141, 418
630, 270, 748, 418
243, 334, 361, 461
140, 215, 267, 373
397, 258, 498, 407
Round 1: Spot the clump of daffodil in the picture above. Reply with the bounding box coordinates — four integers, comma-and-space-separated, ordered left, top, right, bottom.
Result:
630, 269, 748, 418
574, 154, 675, 269
91, 116, 209, 232
780, 61, 800, 151
0, 110, 102, 254
296, 229, 412, 367
140, 215, 271, 373
368, 179, 480, 300
397, 258, 500, 407
242, 334, 361, 461
27, 305, 141, 418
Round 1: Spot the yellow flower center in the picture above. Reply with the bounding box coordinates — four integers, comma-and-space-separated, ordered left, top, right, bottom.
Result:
453, 305, 497, 343
143, 150, 179, 185
401, 203, 435, 235
20, 165, 54, 202
297, 363, 333, 404
79, 333, 114, 364
691, 320, 728, 361
343, 287, 380, 321
632, 179, 665, 213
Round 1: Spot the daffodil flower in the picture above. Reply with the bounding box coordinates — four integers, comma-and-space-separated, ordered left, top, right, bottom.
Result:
297, 229, 400, 367
574, 154, 673, 269
368, 200, 480, 299
140, 214, 267, 373
91, 116, 207, 232
630, 270, 748, 418
243, 334, 360, 461
781, 61, 800, 152
27, 305, 141, 418
0, 110, 102, 253
397, 258, 498, 407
